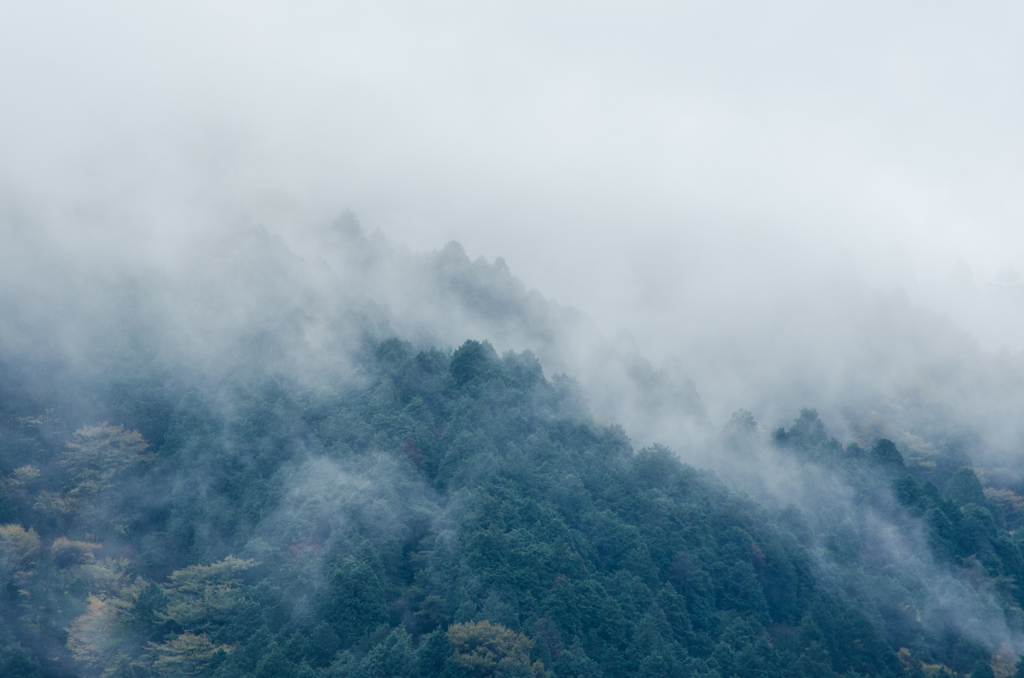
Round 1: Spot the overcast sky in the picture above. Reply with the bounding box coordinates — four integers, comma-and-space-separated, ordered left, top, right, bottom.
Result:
2, 1, 1023, 395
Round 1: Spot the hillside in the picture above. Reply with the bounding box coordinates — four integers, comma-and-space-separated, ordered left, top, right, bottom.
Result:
1, 224, 1023, 678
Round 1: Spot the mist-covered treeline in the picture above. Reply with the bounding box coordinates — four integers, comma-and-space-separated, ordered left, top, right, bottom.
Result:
2, 219, 1024, 678
0, 336, 919, 678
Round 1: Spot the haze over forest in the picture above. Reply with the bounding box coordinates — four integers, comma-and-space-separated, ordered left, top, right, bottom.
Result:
1, 2, 1024, 678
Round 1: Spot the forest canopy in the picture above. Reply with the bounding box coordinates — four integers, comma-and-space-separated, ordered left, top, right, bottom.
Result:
2, 333, 1022, 678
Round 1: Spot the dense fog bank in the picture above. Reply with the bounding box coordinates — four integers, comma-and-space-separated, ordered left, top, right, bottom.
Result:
0, 212, 709, 449
6, 209, 1023, 473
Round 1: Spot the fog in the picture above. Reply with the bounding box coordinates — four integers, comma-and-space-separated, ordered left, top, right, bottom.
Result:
4, 6, 1024, 672
3, 1, 1023, 470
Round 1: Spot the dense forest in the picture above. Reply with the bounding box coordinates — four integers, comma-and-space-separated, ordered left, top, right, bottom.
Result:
2, 336, 1023, 678
2, 224, 1024, 678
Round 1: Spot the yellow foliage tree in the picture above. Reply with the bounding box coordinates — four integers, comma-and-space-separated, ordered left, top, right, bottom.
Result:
0, 523, 40, 581
2, 465, 40, 500
31, 424, 154, 530
32, 490, 75, 524
448, 620, 549, 678
61, 424, 152, 499
159, 556, 259, 630
67, 595, 120, 673
146, 633, 229, 677
66, 571, 154, 677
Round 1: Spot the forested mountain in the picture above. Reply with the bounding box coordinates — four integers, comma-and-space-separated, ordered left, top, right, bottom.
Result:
2, 220, 1024, 678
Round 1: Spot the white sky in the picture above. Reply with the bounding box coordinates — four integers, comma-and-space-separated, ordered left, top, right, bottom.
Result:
2, 1, 1023, 383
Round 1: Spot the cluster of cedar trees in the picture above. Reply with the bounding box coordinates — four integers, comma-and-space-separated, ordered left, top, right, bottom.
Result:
1, 338, 1023, 678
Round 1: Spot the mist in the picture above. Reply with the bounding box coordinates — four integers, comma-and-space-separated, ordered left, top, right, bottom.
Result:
3, 2, 1024, 677
3, 1, 1023, 441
